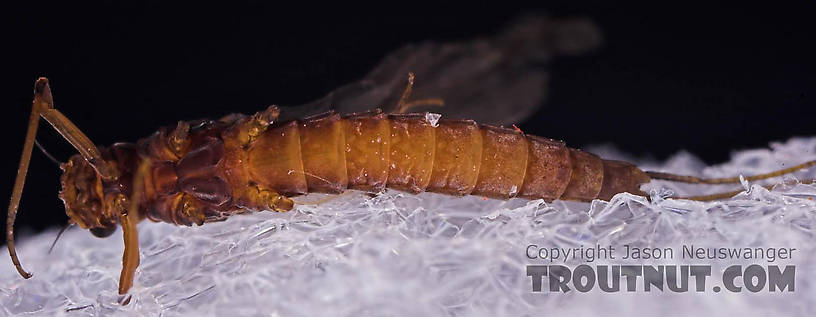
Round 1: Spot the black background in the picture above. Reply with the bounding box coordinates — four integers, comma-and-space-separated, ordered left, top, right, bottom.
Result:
2, 2, 815, 240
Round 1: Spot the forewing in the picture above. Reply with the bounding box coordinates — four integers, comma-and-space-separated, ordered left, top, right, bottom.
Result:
288, 15, 601, 126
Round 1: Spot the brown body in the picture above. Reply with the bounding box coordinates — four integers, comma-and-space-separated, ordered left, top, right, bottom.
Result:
18, 79, 813, 300
60, 108, 651, 230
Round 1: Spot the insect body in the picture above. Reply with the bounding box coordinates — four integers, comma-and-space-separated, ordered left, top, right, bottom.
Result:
63, 106, 652, 232
9, 77, 816, 303
12, 75, 654, 299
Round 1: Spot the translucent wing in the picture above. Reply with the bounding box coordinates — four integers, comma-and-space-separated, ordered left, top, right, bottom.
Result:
284, 15, 601, 126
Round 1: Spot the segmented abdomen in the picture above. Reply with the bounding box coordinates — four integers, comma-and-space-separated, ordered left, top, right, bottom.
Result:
243, 109, 650, 202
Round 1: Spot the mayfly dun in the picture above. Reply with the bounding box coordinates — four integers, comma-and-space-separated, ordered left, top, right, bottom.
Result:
6, 16, 815, 304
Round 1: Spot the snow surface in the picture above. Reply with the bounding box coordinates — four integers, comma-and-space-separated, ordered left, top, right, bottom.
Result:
2, 137, 816, 316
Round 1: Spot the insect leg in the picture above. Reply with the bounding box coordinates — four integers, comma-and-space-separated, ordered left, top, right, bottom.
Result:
293, 191, 356, 206
6, 80, 45, 279
118, 158, 150, 302
219, 106, 298, 213
246, 105, 281, 144
7, 78, 118, 279
244, 185, 294, 212
393, 72, 444, 114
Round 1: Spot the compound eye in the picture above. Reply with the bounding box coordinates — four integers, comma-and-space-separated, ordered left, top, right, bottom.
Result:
90, 225, 117, 238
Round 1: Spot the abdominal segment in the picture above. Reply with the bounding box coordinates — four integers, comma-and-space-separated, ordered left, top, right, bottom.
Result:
241, 109, 651, 202
136, 111, 648, 226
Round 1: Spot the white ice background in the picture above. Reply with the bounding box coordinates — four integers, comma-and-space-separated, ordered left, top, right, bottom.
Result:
2, 137, 816, 316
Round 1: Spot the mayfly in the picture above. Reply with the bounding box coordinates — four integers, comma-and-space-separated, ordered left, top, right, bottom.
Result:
6, 16, 815, 303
